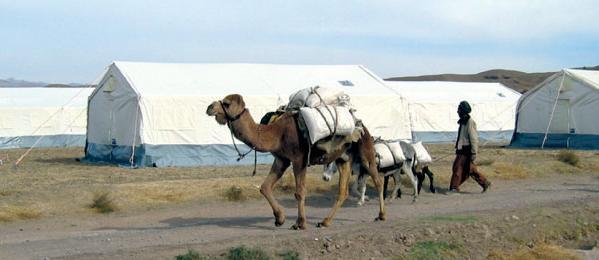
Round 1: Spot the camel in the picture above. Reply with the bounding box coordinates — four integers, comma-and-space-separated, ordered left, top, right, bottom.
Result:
206, 94, 386, 229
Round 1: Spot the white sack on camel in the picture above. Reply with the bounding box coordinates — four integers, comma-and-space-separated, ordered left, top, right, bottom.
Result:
412, 141, 433, 164
288, 86, 350, 109
374, 140, 406, 168
300, 105, 355, 144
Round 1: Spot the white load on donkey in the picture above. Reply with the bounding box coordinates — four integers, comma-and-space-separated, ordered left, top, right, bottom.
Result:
323, 139, 436, 205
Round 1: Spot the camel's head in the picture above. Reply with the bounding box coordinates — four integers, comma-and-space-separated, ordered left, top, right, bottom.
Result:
206, 94, 247, 125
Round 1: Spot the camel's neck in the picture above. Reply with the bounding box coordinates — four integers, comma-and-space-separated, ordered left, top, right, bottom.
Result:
228, 110, 278, 152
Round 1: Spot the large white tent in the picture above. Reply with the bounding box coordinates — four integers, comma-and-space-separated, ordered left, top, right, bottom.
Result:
85, 61, 411, 167
0, 87, 93, 149
510, 69, 599, 149
385, 81, 521, 143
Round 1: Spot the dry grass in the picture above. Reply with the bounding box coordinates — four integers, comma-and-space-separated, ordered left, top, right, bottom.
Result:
488, 243, 580, 260
0, 205, 42, 222
89, 192, 117, 213
0, 145, 598, 222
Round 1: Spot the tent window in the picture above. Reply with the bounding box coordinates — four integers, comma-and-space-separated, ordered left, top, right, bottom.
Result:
338, 80, 354, 87
102, 76, 116, 92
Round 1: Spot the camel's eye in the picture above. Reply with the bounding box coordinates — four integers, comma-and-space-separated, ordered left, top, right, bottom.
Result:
223, 102, 230, 108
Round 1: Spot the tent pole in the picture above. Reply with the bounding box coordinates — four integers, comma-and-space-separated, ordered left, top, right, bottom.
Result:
541, 73, 566, 149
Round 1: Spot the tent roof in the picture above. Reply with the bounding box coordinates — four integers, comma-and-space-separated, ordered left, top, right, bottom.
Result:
564, 69, 599, 89
384, 81, 521, 102
0, 87, 93, 108
108, 61, 394, 97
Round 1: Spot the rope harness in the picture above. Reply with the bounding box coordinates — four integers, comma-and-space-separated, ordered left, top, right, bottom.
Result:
219, 101, 257, 176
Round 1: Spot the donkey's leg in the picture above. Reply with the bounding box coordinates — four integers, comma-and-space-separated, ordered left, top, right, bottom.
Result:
389, 169, 402, 201
424, 166, 436, 193
403, 163, 419, 203
260, 157, 290, 227
368, 162, 386, 221
415, 170, 425, 194
318, 160, 351, 227
291, 160, 308, 230
356, 172, 368, 206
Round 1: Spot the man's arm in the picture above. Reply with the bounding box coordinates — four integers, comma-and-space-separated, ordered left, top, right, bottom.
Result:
469, 120, 479, 158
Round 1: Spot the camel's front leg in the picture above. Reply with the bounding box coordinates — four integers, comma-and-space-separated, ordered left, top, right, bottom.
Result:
318, 160, 351, 228
260, 157, 289, 227
290, 161, 308, 230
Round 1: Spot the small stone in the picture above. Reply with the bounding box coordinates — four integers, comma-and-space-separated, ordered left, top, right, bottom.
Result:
512, 215, 519, 220
324, 236, 333, 242
527, 241, 534, 248
425, 228, 435, 235
19, 228, 23, 231
320, 249, 326, 254
532, 224, 537, 228
361, 249, 366, 253
335, 244, 341, 249
504, 216, 510, 221
314, 238, 319, 241
107, 238, 111, 242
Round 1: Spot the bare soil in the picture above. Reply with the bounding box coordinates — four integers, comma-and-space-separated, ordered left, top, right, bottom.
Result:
1, 146, 599, 259
1, 174, 598, 259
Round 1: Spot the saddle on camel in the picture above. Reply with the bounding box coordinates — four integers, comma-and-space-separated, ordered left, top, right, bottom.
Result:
206, 86, 386, 229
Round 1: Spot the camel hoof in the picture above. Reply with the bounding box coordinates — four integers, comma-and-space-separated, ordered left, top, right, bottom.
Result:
357, 200, 365, 206
375, 213, 386, 222
412, 198, 417, 203
273, 210, 285, 227
316, 222, 329, 228
430, 188, 436, 194
317, 218, 331, 228
290, 224, 306, 230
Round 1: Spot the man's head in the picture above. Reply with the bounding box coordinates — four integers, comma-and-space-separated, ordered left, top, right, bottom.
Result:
457, 100, 471, 118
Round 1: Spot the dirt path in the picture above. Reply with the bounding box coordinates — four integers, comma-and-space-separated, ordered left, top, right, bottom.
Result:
1, 174, 599, 259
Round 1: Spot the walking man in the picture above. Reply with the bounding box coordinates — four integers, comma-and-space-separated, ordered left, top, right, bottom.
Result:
449, 101, 492, 193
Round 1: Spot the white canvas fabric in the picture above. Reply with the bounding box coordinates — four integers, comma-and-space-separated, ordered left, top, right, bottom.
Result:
385, 81, 521, 143
412, 141, 433, 164
0, 87, 93, 149
511, 69, 599, 149
300, 105, 355, 144
87, 61, 412, 167
516, 69, 599, 135
375, 140, 406, 168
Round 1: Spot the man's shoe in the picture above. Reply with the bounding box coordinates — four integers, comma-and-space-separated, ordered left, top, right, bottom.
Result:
482, 181, 492, 193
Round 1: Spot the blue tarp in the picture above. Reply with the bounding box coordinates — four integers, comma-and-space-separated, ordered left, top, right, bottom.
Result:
84, 142, 274, 167
0, 135, 86, 149
412, 130, 514, 144
510, 133, 599, 150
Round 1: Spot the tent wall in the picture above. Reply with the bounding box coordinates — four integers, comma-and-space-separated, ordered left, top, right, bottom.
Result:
385, 81, 520, 144
85, 62, 411, 167
510, 69, 599, 149
85, 65, 142, 164
0, 88, 92, 149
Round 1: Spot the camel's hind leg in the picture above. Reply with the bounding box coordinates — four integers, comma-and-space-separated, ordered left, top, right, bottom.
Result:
291, 160, 308, 230
260, 157, 290, 227
318, 160, 351, 228
369, 160, 386, 221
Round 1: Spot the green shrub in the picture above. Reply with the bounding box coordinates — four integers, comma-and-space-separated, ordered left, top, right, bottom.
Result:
557, 150, 580, 166
89, 192, 116, 213
175, 249, 208, 260
228, 246, 270, 260
278, 250, 300, 260
224, 186, 247, 201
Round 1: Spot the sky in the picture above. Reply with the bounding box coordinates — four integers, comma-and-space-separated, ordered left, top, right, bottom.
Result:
1, 0, 598, 83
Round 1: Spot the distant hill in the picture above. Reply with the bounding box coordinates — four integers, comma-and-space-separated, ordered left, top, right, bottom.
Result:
0, 78, 88, 88
0, 78, 47, 88
386, 65, 599, 94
